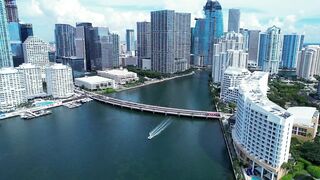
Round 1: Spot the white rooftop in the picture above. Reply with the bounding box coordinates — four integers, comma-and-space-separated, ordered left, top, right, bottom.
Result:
75, 76, 114, 84
99, 68, 136, 76
287, 107, 319, 128
17, 63, 37, 69
48, 63, 69, 70
224, 67, 250, 75
0, 67, 19, 74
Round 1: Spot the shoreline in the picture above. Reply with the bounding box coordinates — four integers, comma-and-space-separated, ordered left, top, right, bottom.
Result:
116, 71, 195, 92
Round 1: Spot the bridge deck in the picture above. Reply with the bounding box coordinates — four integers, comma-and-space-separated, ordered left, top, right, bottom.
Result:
87, 93, 222, 119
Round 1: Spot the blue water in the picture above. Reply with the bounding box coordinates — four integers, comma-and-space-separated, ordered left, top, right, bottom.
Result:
34, 101, 55, 107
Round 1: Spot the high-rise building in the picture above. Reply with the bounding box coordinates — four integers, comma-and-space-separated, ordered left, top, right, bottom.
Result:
126, 29, 135, 52
0, 67, 27, 112
318, 81, 320, 99
220, 67, 250, 103
281, 34, 301, 69
90, 27, 119, 70
212, 32, 247, 83
8, 22, 23, 67
248, 30, 260, 64
258, 26, 282, 74
193, 0, 224, 66
296, 45, 320, 80
151, 10, 191, 74
137, 22, 151, 68
0, 0, 13, 68
17, 63, 45, 99
299, 35, 305, 51
75, 22, 93, 72
240, 28, 249, 51
4, 0, 18, 22
228, 9, 240, 33
45, 63, 74, 99
111, 33, 120, 68
233, 71, 294, 180
20, 23, 33, 42
23, 36, 50, 67
55, 24, 76, 58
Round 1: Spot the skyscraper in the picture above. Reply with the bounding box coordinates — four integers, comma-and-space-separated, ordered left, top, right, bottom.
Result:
151, 10, 191, 74
8, 22, 23, 67
193, 0, 224, 66
137, 21, 151, 68
258, 26, 282, 74
281, 34, 301, 69
0, 0, 13, 68
126, 29, 135, 52
20, 23, 33, 42
233, 71, 294, 180
4, 0, 18, 22
75, 22, 93, 72
23, 36, 50, 67
248, 30, 260, 63
228, 9, 240, 33
55, 24, 76, 58
296, 45, 320, 80
111, 33, 120, 68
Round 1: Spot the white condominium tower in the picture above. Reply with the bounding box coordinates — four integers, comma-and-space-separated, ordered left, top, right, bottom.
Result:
17, 63, 45, 99
23, 36, 50, 67
220, 67, 250, 103
212, 32, 248, 83
296, 45, 320, 80
0, 67, 27, 112
232, 71, 294, 180
46, 64, 74, 99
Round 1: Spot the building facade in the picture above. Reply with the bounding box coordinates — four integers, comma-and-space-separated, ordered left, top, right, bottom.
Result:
228, 9, 240, 33
20, 23, 33, 42
0, 67, 26, 112
4, 0, 18, 22
248, 30, 260, 64
220, 67, 250, 103
296, 45, 320, 80
46, 64, 74, 99
151, 10, 191, 74
193, 0, 224, 66
8, 22, 23, 67
137, 21, 151, 68
258, 26, 282, 74
75, 76, 116, 90
98, 68, 138, 85
23, 36, 50, 68
55, 24, 76, 58
126, 29, 135, 52
17, 63, 45, 99
233, 71, 294, 180
75, 22, 93, 72
0, 0, 13, 68
281, 34, 301, 69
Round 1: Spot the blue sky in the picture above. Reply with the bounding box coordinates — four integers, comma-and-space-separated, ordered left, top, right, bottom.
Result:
17, 0, 320, 43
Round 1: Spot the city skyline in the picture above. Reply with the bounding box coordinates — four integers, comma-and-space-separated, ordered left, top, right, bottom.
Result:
16, 0, 320, 43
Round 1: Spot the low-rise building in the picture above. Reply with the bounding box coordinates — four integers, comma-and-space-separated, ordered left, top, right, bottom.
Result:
46, 63, 74, 99
75, 76, 116, 90
17, 63, 46, 99
97, 68, 138, 85
221, 67, 250, 103
0, 68, 27, 112
287, 107, 319, 141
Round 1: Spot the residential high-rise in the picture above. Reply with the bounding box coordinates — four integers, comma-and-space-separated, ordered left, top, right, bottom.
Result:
75, 22, 93, 72
228, 9, 240, 33
4, 0, 18, 22
8, 22, 23, 67
137, 22, 151, 68
23, 36, 50, 67
0, 67, 27, 112
111, 33, 120, 68
0, 0, 13, 68
233, 71, 294, 180
296, 45, 320, 80
248, 30, 260, 64
258, 26, 282, 74
126, 29, 135, 52
55, 24, 76, 58
240, 28, 249, 51
17, 63, 45, 99
193, 0, 224, 66
151, 10, 191, 74
318, 81, 320, 99
20, 23, 33, 42
45, 63, 74, 99
281, 34, 301, 69
220, 67, 250, 103
212, 32, 247, 83
299, 35, 305, 50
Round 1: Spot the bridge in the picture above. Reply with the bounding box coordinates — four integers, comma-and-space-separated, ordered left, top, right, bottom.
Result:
84, 91, 222, 119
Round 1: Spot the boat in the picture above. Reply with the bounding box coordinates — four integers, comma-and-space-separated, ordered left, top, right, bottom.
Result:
148, 119, 172, 140
63, 102, 82, 109
21, 110, 52, 120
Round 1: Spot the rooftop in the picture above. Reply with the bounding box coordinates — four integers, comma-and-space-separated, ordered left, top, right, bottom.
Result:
99, 68, 136, 76
0, 67, 19, 74
204, 0, 222, 11
75, 76, 114, 84
17, 63, 37, 69
224, 67, 250, 75
287, 107, 319, 128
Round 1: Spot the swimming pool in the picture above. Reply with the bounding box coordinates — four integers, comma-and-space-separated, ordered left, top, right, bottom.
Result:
34, 101, 55, 107
252, 176, 261, 180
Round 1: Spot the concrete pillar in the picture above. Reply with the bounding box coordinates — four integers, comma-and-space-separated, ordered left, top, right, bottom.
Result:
260, 167, 264, 179
271, 173, 275, 180
252, 161, 255, 174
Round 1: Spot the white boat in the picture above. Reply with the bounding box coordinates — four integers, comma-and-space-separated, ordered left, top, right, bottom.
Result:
148, 119, 172, 140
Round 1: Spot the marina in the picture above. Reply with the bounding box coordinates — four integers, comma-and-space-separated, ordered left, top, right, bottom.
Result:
21, 110, 52, 120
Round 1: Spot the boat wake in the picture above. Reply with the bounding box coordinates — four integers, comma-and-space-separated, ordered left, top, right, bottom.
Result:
148, 119, 172, 140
